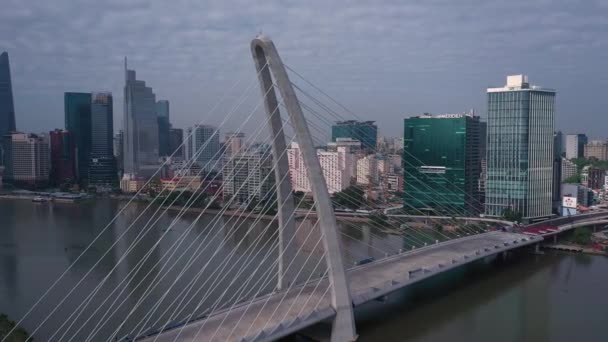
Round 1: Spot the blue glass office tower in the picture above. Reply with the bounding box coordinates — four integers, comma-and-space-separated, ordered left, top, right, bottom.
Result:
157, 100, 171, 157
89, 92, 117, 185
0, 52, 16, 165
485, 75, 555, 221
0, 51, 15, 137
123, 59, 159, 178
65, 92, 92, 183
331, 120, 377, 150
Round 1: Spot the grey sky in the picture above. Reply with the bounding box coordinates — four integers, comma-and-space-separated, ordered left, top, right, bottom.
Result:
1, 0, 607, 139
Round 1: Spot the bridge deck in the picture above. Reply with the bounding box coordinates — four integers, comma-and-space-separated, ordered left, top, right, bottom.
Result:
141, 232, 541, 342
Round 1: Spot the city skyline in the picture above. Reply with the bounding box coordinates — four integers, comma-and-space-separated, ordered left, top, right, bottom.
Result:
1, 1, 607, 138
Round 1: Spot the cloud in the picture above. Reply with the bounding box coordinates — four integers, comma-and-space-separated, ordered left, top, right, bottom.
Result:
0, 0, 607, 137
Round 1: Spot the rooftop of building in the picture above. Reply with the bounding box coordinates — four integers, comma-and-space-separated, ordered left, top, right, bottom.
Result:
334, 120, 376, 126
409, 111, 478, 119
487, 74, 555, 93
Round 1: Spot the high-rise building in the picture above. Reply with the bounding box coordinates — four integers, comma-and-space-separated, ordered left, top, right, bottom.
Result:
584, 140, 608, 161
222, 149, 275, 203
224, 132, 245, 156
479, 121, 488, 206
89, 92, 117, 186
123, 60, 159, 178
403, 113, 481, 216
552, 131, 563, 213
169, 128, 184, 160
586, 167, 605, 190
0, 52, 16, 139
187, 125, 220, 171
2, 133, 49, 186
565, 134, 588, 159
327, 138, 362, 154
49, 129, 76, 185
288, 142, 355, 194
156, 99, 169, 119
561, 157, 577, 182
331, 120, 377, 150
554, 131, 563, 157
485, 75, 555, 220
64, 92, 92, 183
114, 130, 124, 175
356, 154, 378, 185
156, 100, 171, 157
385, 173, 404, 192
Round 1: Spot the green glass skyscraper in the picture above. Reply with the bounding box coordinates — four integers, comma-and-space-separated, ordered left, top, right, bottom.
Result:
485, 75, 555, 220
64, 92, 92, 183
403, 113, 481, 216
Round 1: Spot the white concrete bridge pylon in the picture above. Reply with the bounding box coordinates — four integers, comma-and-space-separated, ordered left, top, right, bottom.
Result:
250, 35, 357, 342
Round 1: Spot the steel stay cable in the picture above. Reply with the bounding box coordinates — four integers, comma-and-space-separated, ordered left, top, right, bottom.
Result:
132, 129, 305, 339
271, 255, 330, 337
276, 113, 408, 254
207, 219, 324, 342
296, 105, 487, 258
297, 105, 449, 247
229, 248, 328, 341
179, 203, 323, 342
287, 73, 486, 213
99, 92, 289, 341
297, 99, 486, 238
111, 97, 306, 340
297, 114, 458, 250
295, 98, 473, 234
297, 96, 481, 225
300, 107, 486, 252
0, 61, 269, 342
69, 88, 279, 342
24, 63, 269, 341
287, 79, 487, 229
116, 101, 301, 338
254, 238, 328, 338
144, 122, 325, 339
53, 65, 274, 341
145, 168, 316, 337
57, 88, 264, 341
164, 208, 320, 342
166, 167, 325, 341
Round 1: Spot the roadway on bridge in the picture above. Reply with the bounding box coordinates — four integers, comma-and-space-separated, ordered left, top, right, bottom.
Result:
143, 231, 541, 342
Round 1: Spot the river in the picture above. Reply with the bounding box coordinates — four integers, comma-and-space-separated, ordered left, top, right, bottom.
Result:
0, 198, 606, 341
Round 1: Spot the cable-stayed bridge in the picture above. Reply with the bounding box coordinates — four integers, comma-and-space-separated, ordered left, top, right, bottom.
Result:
142, 232, 540, 342
4, 35, 607, 342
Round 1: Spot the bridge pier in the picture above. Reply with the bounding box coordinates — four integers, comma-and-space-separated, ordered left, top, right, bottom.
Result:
553, 234, 557, 244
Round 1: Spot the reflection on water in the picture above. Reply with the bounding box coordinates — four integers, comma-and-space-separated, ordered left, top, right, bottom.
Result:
2, 198, 606, 341
355, 253, 608, 342
0, 199, 394, 340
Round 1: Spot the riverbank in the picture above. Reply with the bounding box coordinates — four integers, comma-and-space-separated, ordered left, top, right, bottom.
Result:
0, 192, 90, 203
161, 205, 406, 233
542, 243, 608, 256
163, 205, 278, 221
